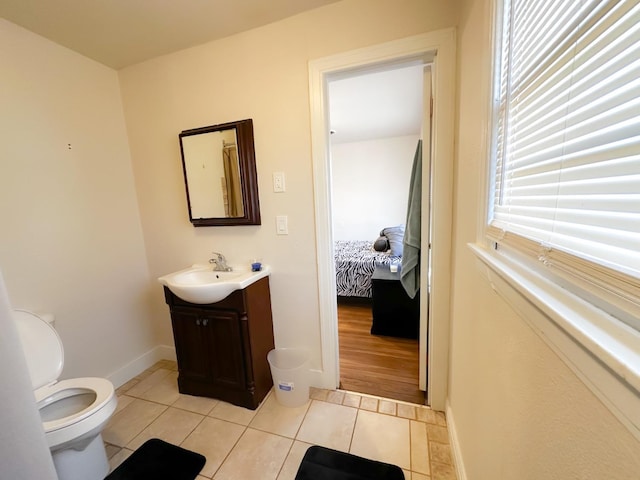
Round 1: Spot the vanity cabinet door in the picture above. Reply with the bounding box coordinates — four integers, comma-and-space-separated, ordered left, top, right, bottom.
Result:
204, 310, 246, 390
171, 307, 246, 391
164, 278, 274, 410
170, 308, 214, 384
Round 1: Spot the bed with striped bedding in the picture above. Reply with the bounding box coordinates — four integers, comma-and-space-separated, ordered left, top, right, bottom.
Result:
334, 240, 394, 298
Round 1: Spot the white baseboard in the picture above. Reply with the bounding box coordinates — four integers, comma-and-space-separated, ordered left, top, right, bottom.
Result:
446, 400, 467, 480
108, 349, 326, 391
309, 368, 336, 389
107, 345, 176, 388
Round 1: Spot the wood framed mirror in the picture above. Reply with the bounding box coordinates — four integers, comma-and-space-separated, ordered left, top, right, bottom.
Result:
179, 119, 261, 226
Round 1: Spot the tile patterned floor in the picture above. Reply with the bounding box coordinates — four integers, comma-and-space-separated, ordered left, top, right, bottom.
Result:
103, 360, 457, 479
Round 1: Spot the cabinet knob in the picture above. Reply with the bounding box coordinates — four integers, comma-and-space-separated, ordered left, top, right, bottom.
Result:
202, 318, 209, 327
195, 318, 201, 326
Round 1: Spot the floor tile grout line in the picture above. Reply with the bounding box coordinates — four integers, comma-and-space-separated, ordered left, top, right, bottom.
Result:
272, 431, 297, 480
409, 418, 417, 474
109, 361, 453, 478
117, 390, 266, 430
347, 407, 361, 454
208, 422, 249, 479
337, 387, 432, 411
124, 368, 174, 397
287, 395, 312, 441
176, 410, 207, 450
321, 387, 443, 426
123, 403, 170, 450
305, 393, 424, 476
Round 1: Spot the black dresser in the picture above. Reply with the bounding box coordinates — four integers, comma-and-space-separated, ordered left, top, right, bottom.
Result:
370, 266, 419, 339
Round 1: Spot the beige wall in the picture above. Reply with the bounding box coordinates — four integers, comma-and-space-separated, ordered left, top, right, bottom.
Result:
331, 135, 419, 241
450, 0, 640, 477
119, 0, 459, 368
3, 0, 638, 475
0, 19, 155, 383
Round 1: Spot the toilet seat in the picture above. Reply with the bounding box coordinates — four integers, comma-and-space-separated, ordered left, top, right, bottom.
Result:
13, 310, 117, 449
37, 377, 115, 433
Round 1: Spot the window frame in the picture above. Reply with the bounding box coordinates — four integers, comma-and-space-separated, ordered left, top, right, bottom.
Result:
471, 0, 640, 441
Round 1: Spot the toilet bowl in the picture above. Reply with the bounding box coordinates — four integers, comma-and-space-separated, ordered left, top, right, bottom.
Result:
14, 309, 118, 480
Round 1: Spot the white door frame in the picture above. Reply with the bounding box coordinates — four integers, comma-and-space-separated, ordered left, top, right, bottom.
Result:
419, 65, 432, 392
308, 29, 456, 410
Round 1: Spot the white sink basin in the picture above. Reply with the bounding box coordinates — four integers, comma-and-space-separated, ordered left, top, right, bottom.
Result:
158, 264, 270, 304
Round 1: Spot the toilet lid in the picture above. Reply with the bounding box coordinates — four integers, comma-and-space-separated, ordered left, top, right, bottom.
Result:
14, 310, 64, 390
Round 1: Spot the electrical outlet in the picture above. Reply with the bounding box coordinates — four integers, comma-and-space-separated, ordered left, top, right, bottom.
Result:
273, 172, 286, 192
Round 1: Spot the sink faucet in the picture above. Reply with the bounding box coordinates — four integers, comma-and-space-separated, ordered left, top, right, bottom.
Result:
209, 252, 232, 272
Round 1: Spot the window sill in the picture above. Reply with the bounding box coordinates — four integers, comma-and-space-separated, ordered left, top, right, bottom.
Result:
469, 243, 640, 441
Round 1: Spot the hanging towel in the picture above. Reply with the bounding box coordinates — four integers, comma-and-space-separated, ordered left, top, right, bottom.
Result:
401, 140, 422, 299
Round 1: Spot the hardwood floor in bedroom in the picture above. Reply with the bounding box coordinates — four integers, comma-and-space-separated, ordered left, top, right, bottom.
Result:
337, 300, 424, 405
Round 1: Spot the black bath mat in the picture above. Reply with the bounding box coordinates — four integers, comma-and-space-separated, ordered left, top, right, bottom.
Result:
295, 445, 404, 480
104, 438, 205, 480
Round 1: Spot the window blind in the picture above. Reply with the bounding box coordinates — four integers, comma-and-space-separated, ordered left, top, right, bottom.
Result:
490, 0, 640, 307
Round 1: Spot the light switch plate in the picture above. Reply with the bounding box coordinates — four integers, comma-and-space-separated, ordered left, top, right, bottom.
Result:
276, 215, 288, 235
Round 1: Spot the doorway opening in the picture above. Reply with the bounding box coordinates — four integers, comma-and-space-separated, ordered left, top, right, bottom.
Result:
327, 62, 430, 404
308, 30, 456, 411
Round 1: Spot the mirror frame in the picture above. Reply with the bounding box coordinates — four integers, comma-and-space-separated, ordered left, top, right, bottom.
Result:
179, 119, 261, 226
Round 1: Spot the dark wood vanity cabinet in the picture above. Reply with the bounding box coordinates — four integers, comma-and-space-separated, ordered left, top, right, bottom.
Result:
163, 277, 274, 409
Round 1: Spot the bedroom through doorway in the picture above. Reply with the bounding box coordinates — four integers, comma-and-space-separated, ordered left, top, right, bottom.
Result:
327, 60, 431, 405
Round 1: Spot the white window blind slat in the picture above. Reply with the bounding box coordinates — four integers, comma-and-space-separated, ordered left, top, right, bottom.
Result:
507, 122, 640, 173
511, 0, 587, 82
508, 140, 640, 181
547, 229, 640, 273
505, 196, 640, 213
553, 209, 640, 233
556, 195, 640, 212
511, 40, 640, 162
517, 0, 640, 104
510, 154, 640, 186
493, 213, 640, 254
515, 57, 640, 146
490, 0, 640, 321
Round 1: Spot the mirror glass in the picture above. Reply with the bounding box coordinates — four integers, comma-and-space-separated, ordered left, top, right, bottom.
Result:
179, 119, 261, 226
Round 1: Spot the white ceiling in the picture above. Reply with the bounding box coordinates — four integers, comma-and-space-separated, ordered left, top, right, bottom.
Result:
329, 64, 425, 144
0, 0, 341, 69
1, 0, 424, 143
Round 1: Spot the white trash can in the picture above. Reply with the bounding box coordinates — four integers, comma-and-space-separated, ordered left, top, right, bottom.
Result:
267, 348, 310, 407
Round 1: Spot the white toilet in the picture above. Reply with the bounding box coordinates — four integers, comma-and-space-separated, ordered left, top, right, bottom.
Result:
14, 309, 118, 480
